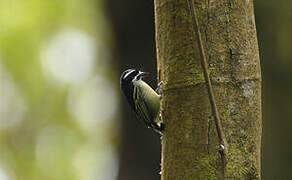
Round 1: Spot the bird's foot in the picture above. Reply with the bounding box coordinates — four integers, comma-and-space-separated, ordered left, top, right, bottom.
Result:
156, 81, 163, 95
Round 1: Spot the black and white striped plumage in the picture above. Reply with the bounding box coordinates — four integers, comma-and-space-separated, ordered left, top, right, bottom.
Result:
120, 69, 164, 134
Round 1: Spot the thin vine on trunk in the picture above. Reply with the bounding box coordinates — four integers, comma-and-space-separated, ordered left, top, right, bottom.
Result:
155, 0, 262, 179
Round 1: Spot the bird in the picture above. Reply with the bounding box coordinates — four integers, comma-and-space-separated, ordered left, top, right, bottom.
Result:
120, 69, 164, 134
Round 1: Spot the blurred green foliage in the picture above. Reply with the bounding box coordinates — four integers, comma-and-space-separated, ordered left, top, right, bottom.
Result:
0, 0, 119, 180
255, 0, 292, 179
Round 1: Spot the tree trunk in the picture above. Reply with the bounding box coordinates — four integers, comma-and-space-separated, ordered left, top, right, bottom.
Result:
154, 0, 262, 179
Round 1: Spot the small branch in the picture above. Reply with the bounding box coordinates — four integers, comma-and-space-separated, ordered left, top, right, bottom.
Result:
186, 0, 228, 178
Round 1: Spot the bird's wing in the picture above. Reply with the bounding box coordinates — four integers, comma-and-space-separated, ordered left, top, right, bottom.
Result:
133, 85, 156, 128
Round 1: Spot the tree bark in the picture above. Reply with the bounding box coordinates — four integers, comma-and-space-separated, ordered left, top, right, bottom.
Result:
154, 0, 262, 179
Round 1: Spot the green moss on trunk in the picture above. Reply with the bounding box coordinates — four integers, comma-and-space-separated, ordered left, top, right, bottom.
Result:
155, 0, 262, 179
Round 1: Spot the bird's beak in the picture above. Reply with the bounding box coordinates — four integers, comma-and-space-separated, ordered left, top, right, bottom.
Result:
138, 71, 150, 79
139, 71, 149, 76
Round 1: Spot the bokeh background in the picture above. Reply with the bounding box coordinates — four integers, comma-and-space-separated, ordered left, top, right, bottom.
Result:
0, 0, 291, 179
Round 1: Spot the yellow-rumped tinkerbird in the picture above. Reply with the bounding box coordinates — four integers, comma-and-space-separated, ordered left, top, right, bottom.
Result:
120, 69, 164, 134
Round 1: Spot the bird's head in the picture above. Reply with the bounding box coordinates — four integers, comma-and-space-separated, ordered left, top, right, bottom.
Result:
120, 69, 149, 84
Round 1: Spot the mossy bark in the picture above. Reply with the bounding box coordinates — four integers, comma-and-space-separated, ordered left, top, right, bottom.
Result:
154, 0, 262, 179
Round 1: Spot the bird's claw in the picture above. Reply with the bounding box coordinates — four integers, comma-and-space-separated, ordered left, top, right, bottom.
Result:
156, 81, 163, 95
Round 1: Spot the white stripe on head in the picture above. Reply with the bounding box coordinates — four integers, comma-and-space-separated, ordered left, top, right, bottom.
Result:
124, 69, 136, 79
